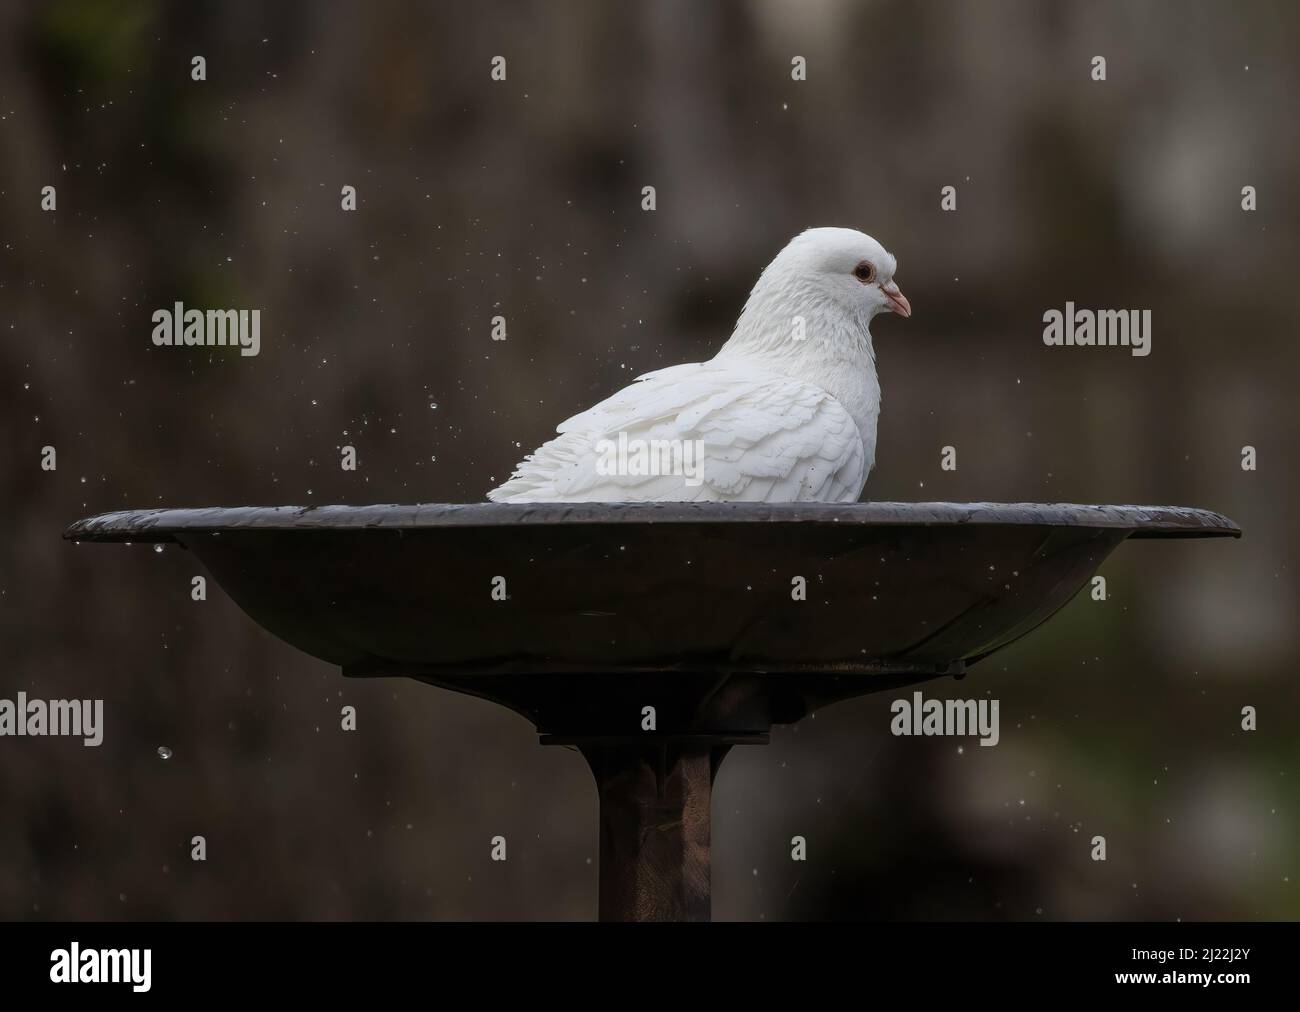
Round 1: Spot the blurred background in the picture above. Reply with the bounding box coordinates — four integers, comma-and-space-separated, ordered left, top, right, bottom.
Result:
1, 0, 1297, 920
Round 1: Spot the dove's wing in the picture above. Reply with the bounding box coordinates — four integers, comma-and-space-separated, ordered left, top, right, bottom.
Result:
488, 361, 866, 503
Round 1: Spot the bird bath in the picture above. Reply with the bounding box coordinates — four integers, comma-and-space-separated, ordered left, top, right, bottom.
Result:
65, 501, 1239, 921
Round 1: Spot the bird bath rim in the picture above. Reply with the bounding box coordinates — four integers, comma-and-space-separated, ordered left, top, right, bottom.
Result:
64, 500, 1241, 542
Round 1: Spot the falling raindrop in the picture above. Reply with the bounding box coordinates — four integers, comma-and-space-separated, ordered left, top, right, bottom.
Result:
157, 746, 173, 760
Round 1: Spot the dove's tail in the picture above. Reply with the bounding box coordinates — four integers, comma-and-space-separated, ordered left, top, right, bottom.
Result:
487, 431, 592, 503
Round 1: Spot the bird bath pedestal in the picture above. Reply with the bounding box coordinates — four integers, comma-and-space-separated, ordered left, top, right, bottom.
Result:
65, 502, 1239, 921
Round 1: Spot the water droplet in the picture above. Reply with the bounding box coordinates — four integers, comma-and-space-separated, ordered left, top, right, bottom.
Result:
153, 544, 164, 553
429, 402, 438, 410
157, 746, 173, 760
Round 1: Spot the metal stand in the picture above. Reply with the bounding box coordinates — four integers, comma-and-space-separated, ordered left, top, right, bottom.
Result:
449, 670, 933, 922
575, 740, 731, 922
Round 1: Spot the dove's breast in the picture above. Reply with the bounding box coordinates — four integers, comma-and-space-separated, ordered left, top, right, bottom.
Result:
789, 352, 880, 480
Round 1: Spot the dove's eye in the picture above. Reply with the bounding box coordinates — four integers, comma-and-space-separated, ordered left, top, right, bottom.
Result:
853, 261, 876, 283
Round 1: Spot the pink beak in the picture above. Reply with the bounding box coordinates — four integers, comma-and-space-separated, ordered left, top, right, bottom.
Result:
882, 279, 911, 318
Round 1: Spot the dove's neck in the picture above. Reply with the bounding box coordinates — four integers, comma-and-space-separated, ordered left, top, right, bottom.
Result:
714, 285, 881, 456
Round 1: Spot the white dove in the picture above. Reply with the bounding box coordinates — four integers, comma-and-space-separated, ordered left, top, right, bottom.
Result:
488, 227, 911, 503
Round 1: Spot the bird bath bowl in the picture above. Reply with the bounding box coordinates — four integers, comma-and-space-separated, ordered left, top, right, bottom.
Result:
65, 501, 1239, 921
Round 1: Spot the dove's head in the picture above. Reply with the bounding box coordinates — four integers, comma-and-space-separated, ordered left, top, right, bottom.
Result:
724, 227, 910, 362
775, 227, 910, 321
